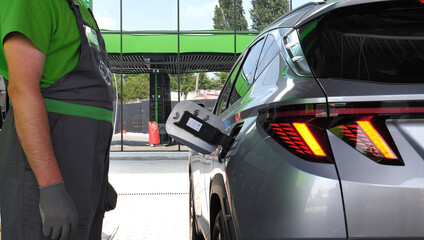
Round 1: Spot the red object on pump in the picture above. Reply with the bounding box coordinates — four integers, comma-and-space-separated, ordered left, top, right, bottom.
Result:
148, 121, 160, 146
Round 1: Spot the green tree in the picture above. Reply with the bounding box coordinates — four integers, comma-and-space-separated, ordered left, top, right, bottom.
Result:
170, 74, 196, 95
198, 73, 224, 90
197, 73, 212, 90
213, 5, 226, 30
214, 72, 229, 88
112, 74, 150, 102
213, 0, 248, 31
250, 0, 289, 31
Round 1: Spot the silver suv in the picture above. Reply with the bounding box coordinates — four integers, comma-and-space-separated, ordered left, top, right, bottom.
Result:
170, 0, 424, 239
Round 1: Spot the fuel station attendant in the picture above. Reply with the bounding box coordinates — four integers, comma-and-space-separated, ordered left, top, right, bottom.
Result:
0, 0, 116, 239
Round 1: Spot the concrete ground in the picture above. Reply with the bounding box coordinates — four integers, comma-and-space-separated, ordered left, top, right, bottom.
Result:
102, 152, 190, 240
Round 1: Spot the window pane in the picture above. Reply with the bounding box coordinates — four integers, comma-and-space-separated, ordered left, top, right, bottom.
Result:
228, 38, 264, 105
181, 0, 216, 30
93, 0, 120, 30
111, 73, 122, 151
123, 0, 177, 31
120, 74, 150, 151
256, 34, 280, 79
240, 38, 265, 84
215, 62, 241, 116
301, 2, 424, 83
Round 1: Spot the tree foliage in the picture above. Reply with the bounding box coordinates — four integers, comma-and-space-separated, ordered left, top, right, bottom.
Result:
213, 0, 248, 31
213, 72, 229, 88
170, 73, 224, 95
113, 73, 225, 102
250, 0, 289, 31
198, 73, 224, 90
170, 74, 196, 95
112, 74, 150, 102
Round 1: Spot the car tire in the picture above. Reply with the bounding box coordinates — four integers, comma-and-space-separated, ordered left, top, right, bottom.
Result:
190, 174, 204, 240
212, 210, 230, 240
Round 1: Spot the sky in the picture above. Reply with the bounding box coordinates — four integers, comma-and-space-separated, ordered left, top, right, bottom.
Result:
93, 0, 313, 31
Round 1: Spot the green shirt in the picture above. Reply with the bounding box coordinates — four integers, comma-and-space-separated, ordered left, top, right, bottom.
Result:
0, 0, 98, 90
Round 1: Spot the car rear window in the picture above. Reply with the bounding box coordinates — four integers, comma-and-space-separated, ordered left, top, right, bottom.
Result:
300, 1, 424, 83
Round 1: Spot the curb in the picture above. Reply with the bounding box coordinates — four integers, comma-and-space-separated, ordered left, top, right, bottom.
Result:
110, 151, 190, 161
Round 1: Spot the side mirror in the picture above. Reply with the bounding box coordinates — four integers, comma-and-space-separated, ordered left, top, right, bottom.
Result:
166, 101, 231, 154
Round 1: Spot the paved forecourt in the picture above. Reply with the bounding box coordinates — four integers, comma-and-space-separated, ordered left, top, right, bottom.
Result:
102, 152, 190, 240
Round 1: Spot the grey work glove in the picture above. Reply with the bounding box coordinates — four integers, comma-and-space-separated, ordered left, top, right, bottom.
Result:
39, 181, 78, 240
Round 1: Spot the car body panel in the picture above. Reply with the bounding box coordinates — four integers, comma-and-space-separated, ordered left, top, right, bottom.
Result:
318, 79, 424, 103
227, 137, 346, 239
320, 79, 424, 238
329, 120, 424, 237
191, 150, 214, 223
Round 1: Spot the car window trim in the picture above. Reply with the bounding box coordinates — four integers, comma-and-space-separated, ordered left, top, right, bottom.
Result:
213, 53, 245, 115
224, 36, 267, 112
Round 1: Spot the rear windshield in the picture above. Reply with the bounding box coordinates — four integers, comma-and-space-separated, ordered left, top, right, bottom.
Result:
300, 1, 424, 83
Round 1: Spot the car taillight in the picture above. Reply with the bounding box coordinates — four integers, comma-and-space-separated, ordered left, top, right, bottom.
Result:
330, 119, 401, 165
270, 122, 326, 156
259, 101, 424, 165
357, 121, 397, 159
259, 104, 333, 163
293, 123, 326, 156
327, 102, 423, 165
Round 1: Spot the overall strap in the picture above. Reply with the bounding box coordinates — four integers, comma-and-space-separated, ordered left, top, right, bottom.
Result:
66, 0, 100, 32
67, 0, 79, 8
66, 0, 84, 25
9, 99, 113, 123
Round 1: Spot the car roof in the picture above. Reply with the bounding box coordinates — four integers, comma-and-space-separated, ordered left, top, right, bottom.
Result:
243, 0, 414, 54
263, 0, 410, 31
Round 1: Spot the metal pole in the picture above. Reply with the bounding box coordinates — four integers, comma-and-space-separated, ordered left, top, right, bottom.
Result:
290, 0, 292, 11
155, 70, 158, 124
195, 73, 199, 97
233, 0, 237, 61
177, 0, 181, 151
120, 0, 124, 151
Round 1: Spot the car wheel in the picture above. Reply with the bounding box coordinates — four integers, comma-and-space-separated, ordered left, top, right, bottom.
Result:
212, 210, 229, 240
190, 174, 204, 240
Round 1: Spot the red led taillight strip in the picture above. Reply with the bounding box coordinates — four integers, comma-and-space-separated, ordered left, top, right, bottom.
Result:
271, 123, 326, 157
335, 121, 397, 160
357, 121, 397, 159
293, 123, 326, 156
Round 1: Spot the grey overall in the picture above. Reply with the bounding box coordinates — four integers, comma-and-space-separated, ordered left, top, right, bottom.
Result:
0, 0, 115, 239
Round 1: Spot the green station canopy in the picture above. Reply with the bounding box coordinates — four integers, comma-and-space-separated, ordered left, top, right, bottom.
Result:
101, 30, 259, 74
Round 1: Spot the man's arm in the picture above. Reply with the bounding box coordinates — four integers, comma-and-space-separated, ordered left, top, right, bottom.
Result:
4, 32, 62, 187
4, 32, 78, 240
